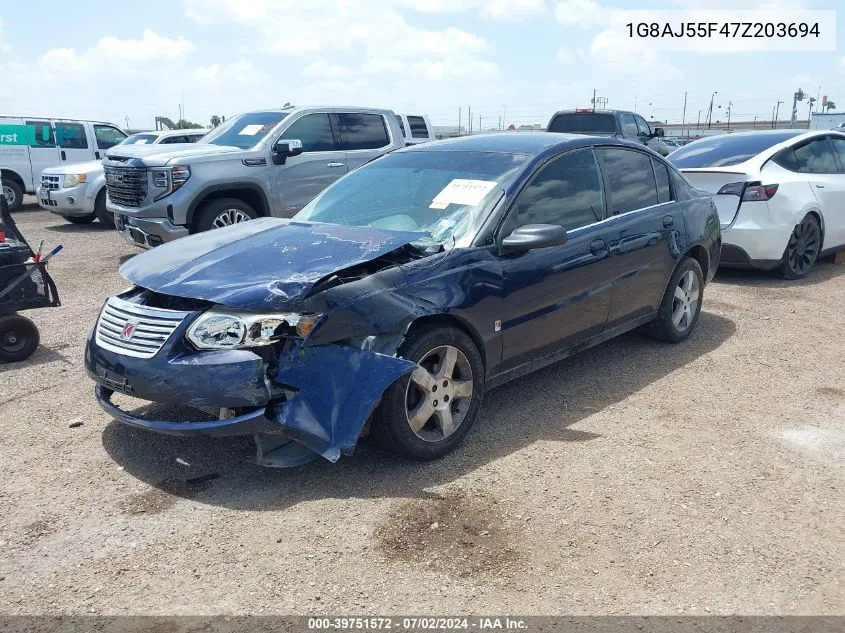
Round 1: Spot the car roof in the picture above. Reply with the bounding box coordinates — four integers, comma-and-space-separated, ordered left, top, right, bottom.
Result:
400, 132, 622, 156
154, 129, 206, 137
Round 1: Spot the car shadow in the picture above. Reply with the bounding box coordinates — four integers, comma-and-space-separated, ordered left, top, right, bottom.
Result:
713, 258, 843, 288
0, 343, 73, 375
43, 222, 113, 234
102, 311, 736, 512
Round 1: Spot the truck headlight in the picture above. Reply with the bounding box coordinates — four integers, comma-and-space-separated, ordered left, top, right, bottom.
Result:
152, 165, 191, 201
186, 308, 320, 349
63, 174, 87, 187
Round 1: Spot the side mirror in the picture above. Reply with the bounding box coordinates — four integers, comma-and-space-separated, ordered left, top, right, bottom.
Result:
653, 127, 665, 137
501, 224, 568, 253
271, 139, 303, 165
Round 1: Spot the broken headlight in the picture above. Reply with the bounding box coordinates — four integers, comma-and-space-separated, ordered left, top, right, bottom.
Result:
186, 308, 320, 350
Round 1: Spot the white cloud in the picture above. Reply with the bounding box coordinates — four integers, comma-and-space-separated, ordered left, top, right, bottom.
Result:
481, 0, 547, 20
413, 56, 497, 81
302, 60, 353, 79
193, 60, 264, 85
554, 0, 608, 28
589, 27, 683, 80
38, 29, 194, 75
557, 48, 574, 63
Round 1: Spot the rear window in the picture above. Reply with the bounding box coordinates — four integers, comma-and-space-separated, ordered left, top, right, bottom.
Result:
122, 133, 158, 145
669, 131, 803, 168
408, 116, 429, 139
548, 113, 616, 134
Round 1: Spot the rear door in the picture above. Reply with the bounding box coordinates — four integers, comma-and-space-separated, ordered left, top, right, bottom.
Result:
271, 112, 345, 216
597, 147, 682, 328
24, 119, 60, 185
791, 135, 845, 248
335, 111, 394, 171
54, 120, 95, 164
826, 137, 845, 248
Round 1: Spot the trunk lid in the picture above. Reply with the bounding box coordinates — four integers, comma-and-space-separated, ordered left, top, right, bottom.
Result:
680, 168, 751, 228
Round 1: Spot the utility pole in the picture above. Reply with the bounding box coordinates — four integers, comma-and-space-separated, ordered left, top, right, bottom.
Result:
706, 91, 718, 130
478, 113, 482, 132
458, 107, 461, 136
774, 101, 783, 128
592, 88, 597, 110
726, 101, 732, 130
468, 106, 472, 134
681, 91, 687, 132
696, 109, 701, 134
124, 115, 129, 130
807, 98, 816, 127
790, 88, 805, 126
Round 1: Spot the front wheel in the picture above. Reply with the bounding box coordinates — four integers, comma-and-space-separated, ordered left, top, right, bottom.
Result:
779, 215, 821, 279
2, 178, 23, 212
192, 198, 258, 234
372, 325, 484, 460
648, 257, 704, 343
94, 190, 115, 228
0, 314, 40, 362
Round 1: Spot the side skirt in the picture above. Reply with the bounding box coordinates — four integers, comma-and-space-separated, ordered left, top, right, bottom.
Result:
486, 312, 656, 390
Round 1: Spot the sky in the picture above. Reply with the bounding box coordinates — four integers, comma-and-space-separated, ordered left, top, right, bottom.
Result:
0, 0, 843, 131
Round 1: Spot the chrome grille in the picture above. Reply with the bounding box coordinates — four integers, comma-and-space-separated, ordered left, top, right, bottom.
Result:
41, 175, 61, 191
104, 165, 147, 208
95, 296, 189, 359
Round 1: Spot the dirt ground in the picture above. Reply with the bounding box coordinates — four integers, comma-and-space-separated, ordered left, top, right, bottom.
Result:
1, 198, 843, 615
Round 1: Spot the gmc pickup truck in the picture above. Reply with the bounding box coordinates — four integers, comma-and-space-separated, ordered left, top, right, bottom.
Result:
547, 109, 671, 156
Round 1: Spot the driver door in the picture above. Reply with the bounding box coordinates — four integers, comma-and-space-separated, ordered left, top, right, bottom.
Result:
497, 148, 617, 372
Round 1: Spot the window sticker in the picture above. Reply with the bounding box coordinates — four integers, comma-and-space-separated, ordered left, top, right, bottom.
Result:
429, 179, 497, 209
239, 124, 265, 136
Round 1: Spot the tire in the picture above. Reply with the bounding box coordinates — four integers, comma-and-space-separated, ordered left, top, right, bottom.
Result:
65, 214, 96, 225
192, 198, 258, 234
648, 257, 704, 343
371, 324, 484, 460
94, 189, 114, 228
779, 215, 821, 280
0, 314, 40, 362
2, 178, 24, 212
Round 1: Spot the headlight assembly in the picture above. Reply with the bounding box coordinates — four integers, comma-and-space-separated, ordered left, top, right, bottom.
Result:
63, 174, 87, 187
152, 165, 191, 201
186, 308, 320, 350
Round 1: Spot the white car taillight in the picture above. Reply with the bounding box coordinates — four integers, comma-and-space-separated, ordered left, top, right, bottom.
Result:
718, 182, 779, 201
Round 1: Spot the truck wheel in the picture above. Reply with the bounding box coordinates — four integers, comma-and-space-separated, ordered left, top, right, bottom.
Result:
193, 198, 258, 233
0, 314, 40, 363
94, 189, 115, 228
2, 178, 24, 212
65, 214, 96, 225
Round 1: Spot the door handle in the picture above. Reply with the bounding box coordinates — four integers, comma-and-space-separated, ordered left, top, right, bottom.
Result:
663, 215, 674, 228
326, 162, 345, 168
589, 238, 606, 255
60, 150, 66, 161
815, 184, 825, 189
95, 151, 100, 159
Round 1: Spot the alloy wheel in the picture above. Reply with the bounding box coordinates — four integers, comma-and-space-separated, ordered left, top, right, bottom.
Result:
211, 209, 252, 228
2, 185, 16, 208
786, 217, 820, 277
671, 270, 699, 332
404, 345, 474, 443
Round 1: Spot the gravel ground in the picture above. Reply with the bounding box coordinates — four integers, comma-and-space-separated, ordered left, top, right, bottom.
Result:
1, 197, 843, 615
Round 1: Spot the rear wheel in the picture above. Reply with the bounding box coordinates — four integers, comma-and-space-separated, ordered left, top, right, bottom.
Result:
65, 214, 96, 225
0, 314, 39, 362
779, 215, 821, 279
94, 189, 114, 228
648, 257, 704, 343
372, 325, 484, 460
2, 178, 23, 212
193, 198, 258, 234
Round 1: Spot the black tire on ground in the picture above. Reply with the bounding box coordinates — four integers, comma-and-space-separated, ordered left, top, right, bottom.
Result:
94, 189, 114, 228
371, 324, 484, 460
65, 214, 96, 225
779, 214, 821, 280
2, 178, 24, 212
192, 198, 258, 234
0, 314, 40, 362
647, 257, 704, 344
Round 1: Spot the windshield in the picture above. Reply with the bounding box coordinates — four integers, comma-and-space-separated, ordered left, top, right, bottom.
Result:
549, 113, 616, 134
199, 111, 289, 149
669, 131, 804, 168
121, 133, 158, 145
295, 150, 528, 249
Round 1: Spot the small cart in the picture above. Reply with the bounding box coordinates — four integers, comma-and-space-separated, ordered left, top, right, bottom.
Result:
0, 193, 60, 362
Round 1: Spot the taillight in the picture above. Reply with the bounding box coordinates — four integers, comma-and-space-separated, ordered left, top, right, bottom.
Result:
717, 182, 778, 201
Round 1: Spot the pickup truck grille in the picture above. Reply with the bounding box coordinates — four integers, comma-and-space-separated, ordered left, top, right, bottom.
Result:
40, 175, 61, 191
104, 165, 147, 208
95, 296, 189, 359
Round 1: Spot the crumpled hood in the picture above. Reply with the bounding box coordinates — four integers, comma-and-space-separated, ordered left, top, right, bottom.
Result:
42, 160, 104, 176
120, 218, 424, 311
105, 143, 242, 165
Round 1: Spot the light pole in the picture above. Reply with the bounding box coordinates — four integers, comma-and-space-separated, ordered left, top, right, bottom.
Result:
706, 91, 718, 130
774, 101, 783, 128
726, 101, 732, 130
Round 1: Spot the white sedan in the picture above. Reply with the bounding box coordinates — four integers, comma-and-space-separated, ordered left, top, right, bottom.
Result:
669, 130, 845, 278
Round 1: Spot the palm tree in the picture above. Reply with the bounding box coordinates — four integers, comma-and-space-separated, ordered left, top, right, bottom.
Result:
824, 100, 836, 113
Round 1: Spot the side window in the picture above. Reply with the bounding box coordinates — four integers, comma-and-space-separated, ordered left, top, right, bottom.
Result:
794, 138, 841, 174
634, 115, 651, 137
25, 120, 55, 147
773, 148, 800, 171
280, 113, 335, 152
408, 116, 429, 139
55, 122, 88, 149
652, 158, 672, 203
160, 136, 186, 144
514, 149, 605, 231
598, 148, 658, 214
830, 138, 845, 170
395, 115, 406, 137
186, 134, 203, 143
620, 113, 638, 137
93, 125, 127, 150
336, 113, 390, 150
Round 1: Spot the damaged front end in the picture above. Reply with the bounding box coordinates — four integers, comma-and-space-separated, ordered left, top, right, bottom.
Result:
86, 219, 433, 466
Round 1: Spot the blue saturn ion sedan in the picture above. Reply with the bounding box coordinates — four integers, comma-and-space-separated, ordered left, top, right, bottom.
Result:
86, 133, 720, 467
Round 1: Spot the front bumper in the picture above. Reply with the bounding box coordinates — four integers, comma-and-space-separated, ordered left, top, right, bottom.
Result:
113, 213, 189, 248
37, 184, 93, 217
85, 326, 416, 463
